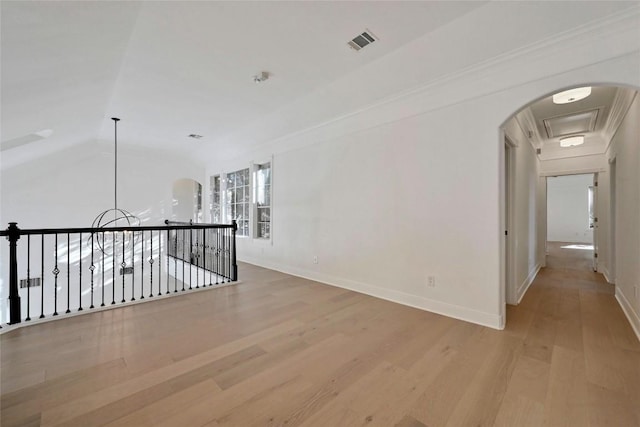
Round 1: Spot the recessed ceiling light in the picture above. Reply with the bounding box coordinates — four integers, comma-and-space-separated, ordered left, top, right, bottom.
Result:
560, 135, 585, 147
188, 134, 203, 139
552, 87, 592, 104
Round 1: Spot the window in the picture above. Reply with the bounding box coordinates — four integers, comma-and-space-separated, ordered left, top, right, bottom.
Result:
209, 175, 221, 223
225, 168, 250, 236
254, 162, 271, 239
210, 160, 272, 239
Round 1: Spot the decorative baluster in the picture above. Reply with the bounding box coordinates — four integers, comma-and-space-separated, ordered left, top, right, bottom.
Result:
111, 232, 116, 305
149, 231, 155, 298
188, 228, 192, 290
40, 234, 45, 319
215, 229, 219, 285
121, 231, 126, 303
223, 227, 227, 281
26, 235, 31, 321
131, 231, 135, 302
166, 230, 170, 294
182, 229, 185, 291
195, 230, 199, 288
174, 230, 178, 293
53, 234, 59, 316
140, 230, 144, 300
90, 234, 95, 309
78, 232, 83, 311
101, 231, 105, 307
66, 233, 70, 314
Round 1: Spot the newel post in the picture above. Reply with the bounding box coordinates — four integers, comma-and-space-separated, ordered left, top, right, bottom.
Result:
231, 220, 238, 281
7, 222, 21, 324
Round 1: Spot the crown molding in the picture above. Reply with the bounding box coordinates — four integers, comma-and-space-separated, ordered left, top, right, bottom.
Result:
603, 88, 638, 153
207, 5, 640, 163
515, 107, 543, 151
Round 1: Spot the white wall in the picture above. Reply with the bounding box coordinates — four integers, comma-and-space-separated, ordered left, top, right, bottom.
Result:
3, 2, 638, 330
1, 141, 203, 229
503, 118, 542, 305
172, 178, 203, 223
606, 93, 640, 339
547, 174, 594, 244
204, 12, 640, 329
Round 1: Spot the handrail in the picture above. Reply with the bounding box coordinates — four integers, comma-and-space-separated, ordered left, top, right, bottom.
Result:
0, 223, 235, 237
1, 220, 238, 327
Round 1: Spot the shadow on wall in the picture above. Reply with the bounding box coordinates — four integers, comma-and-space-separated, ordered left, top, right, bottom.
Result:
172, 178, 203, 223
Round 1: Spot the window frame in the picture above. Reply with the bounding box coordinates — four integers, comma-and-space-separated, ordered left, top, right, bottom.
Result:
253, 160, 272, 241
208, 155, 273, 242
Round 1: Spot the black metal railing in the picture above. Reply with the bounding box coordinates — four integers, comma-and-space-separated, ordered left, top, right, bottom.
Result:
0, 220, 237, 326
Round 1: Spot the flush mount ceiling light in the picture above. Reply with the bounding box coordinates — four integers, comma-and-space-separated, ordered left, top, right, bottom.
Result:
253, 71, 269, 83
559, 135, 585, 147
552, 87, 592, 104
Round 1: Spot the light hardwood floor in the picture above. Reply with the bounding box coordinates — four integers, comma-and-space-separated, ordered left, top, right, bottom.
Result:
1, 254, 639, 426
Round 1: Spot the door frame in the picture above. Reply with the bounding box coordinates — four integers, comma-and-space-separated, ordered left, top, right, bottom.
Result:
503, 136, 517, 307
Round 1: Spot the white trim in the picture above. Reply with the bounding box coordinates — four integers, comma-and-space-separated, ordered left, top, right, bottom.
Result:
517, 263, 541, 304
540, 167, 606, 177
514, 107, 542, 152
240, 256, 504, 330
603, 89, 638, 152
206, 7, 640, 164
615, 287, 640, 342
599, 264, 613, 284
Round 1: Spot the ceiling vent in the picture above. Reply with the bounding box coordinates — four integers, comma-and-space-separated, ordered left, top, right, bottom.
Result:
188, 134, 203, 139
348, 30, 378, 51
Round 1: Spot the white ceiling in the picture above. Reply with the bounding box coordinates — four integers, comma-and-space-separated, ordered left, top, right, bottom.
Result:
515, 86, 638, 161
1, 1, 487, 165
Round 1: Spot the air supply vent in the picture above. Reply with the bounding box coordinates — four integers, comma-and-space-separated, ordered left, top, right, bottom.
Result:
348, 30, 377, 51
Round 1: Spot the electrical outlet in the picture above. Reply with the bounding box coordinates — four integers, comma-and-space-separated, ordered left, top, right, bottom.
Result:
427, 276, 436, 288
313, 256, 318, 264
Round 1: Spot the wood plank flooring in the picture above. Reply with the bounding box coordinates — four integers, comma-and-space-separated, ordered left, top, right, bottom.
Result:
1, 253, 639, 426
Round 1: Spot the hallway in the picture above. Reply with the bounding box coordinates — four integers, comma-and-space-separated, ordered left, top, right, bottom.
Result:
1, 259, 639, 426
504, 245, 638, 425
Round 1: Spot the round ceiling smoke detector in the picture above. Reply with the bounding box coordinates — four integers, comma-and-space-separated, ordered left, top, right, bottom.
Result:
552, 87, 592, 104
253, 71, 270, 83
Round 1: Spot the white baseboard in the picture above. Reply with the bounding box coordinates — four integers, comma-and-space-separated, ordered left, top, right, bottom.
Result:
600, 265, 614, 284
239, 256, 504, 330
615, 287, 640, 343
517, 263, 541, 305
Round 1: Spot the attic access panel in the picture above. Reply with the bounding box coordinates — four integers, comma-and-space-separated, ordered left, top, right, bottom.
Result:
543, 109, 599, 138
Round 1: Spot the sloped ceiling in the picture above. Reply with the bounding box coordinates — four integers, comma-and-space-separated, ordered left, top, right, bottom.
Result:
2, 1, 638, 168
1, 1, 487, 166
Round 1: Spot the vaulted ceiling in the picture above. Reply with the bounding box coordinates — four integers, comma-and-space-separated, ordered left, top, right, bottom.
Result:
1, 1, 487, 165
2, 1, 638, 169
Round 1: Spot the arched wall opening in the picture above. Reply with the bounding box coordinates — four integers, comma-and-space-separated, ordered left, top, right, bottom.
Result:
172, 178, 203, 223
498, 82, 640, 335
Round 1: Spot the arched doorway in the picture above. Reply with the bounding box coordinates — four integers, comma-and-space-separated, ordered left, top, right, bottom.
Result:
172, 178, 203, 223
499, 84, 640, 329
